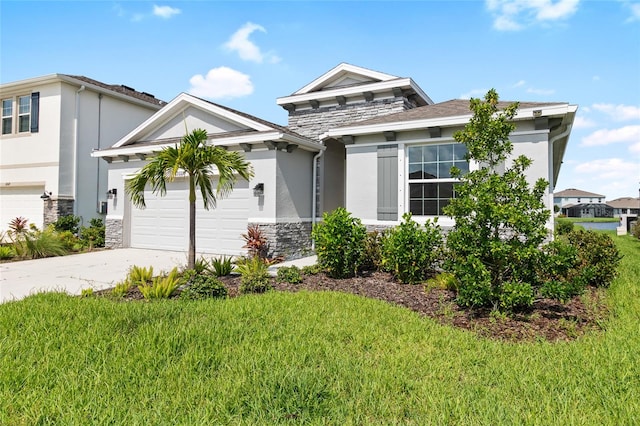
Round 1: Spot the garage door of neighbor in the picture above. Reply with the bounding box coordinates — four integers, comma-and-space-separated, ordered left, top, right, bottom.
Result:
0, 185, 45, 231
130, 178, 250, 255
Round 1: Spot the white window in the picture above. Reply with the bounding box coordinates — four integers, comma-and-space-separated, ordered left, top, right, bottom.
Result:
407, 143, 469, 216
1, 98, 12, 135
17, 95, 30, 133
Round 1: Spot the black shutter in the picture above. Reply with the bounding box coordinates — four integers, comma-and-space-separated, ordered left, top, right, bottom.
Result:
30, 92, 40, 133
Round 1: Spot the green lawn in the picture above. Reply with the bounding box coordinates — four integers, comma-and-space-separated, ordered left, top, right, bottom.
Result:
559, 217, 620, 223
1, 236, 639, 425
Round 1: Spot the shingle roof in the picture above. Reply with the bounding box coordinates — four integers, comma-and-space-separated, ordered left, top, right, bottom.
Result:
65, 75, 167, 107
554, 188, 605, 198
334, 99, 566, 128
606, 197, 640, 209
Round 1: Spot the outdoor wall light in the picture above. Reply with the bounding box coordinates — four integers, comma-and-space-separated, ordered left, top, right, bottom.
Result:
40, 191, 52, 200
107, 188, 117, 197
253, 183, 264, 196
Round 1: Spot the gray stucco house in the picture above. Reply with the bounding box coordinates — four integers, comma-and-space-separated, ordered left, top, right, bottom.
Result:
94, 63, 577, 259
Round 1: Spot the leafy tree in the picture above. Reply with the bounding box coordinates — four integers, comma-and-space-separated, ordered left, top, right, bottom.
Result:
443, 89, 551, 310
126, 128, 253, 269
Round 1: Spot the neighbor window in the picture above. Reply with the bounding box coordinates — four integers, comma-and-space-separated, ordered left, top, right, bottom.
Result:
17, 96, 30, 133
1, 99, 12, 135
1, 93, 39, 135
408, 143, 469, 215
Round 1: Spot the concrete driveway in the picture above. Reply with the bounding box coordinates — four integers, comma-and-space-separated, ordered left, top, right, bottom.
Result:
0, 249, 188, 303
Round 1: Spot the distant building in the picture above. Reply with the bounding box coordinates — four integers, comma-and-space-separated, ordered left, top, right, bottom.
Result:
607, 197, 640, 217
561, 203, 613, 218
554, 188, 605, 211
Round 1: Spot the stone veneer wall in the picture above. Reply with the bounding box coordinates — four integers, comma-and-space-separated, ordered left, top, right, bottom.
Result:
105, 218, 124, 249
287, 97, 416, 140
43, 198, 75, 228
252, 222, 313, 260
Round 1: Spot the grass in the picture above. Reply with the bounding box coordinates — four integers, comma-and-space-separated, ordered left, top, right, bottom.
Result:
1, 236, 639, 424
560, 217, 620, 223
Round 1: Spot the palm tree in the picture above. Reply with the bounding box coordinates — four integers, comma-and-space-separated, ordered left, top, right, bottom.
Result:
126, 128, 253, 269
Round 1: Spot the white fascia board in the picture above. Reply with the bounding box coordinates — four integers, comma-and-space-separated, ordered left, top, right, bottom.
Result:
322, 103, 573, 139
277, 78, 414, 106
92, 131, 324, 158
408, 79, 433, 105
111, 93, 273, 149
292, 63, 399, 95
0, 74, 62, 93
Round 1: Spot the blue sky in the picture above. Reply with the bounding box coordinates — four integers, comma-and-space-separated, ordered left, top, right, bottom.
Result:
2, 0, 639, 200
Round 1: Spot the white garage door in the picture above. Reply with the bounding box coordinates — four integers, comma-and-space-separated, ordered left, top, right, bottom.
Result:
130, 178, 250, 255
0, 186, 45, 231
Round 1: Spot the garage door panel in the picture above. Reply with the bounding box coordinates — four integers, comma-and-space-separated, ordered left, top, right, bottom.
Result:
130, 178, 249, 255
0, 186, 45, 231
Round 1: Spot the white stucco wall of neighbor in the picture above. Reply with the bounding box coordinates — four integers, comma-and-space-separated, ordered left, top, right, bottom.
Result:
275, 148, 314, 221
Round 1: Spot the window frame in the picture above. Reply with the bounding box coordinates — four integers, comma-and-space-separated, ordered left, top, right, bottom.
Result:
405, 142, 470, 217
1, 98, 13, 135
17, 95, 31, 133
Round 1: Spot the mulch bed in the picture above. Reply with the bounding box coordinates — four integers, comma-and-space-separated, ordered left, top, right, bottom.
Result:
95, 270, 608, 342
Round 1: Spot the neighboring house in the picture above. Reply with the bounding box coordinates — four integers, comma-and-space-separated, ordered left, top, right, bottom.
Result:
93, 63, 577, 259
0, 74, 165, 232
554, 188, 605, 211
607, 197, 640, 217
561, 203, 613, 218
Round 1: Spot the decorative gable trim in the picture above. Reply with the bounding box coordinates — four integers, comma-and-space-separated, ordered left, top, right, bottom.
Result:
292, 63, 399, 95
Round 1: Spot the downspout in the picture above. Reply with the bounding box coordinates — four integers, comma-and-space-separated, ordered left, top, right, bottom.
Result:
548, 124, 572, 230
96, 93, 102, 213
311, 141, 325, 250
72, 85, 86, 216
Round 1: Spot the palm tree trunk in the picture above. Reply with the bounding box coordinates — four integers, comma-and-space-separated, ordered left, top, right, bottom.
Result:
188, 176, 196, 269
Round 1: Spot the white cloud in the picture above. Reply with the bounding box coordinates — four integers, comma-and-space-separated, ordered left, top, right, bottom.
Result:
224, 22, 279, 63
153, 5, 181, 19
581, 125, 640, 146
188, 67, 254, 99
512, 80, 526, 88
592, 75, 600, 81
574, 158, 638, 181
592, 103, 640, 121
630, 141, 640, 154
573, 115, 596, 129
623, 1, 640, 22
526, 87, 555, 95
486, 0, 580, 31
460, 88, 489, 99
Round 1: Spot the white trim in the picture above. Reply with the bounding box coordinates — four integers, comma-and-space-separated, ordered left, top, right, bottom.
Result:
398, 143, 405, 215
111, 93, 273, 149
277, 78, 430, 106
292, 63, 399, 95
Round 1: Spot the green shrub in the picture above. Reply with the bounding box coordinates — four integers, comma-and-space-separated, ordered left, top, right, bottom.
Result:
80, 218, 105, 248
14, 228, 68, 259
381, 213, 443, 284
139, 267, 180, 299
210, 255, 233, 276
0, 245, 15, 260
567, 230, 622, 287
537, 238, 586, 302
112, 280, 132, 298
453, 256, 493, 308
499, 281, 534, 311
180, 274, 228, 300
80, 288, 94, 298
235, 256, 272, 294
555, 218, 574, 236
127, 265, 154, 285
425, 272, 458, 291
53, 215, 80, 234
276, 266, 303, 284
312, 207, 367, 278
361, 231, 383, 272
57, 230, 80, 251
193, 256, 210, 274
632, 222, 640, 239
301, 264, 323, 275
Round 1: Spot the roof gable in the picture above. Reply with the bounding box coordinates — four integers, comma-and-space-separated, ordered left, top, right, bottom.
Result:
113, 93, 274, 148
293, 63, 399, 95
554, 188, 605, 198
